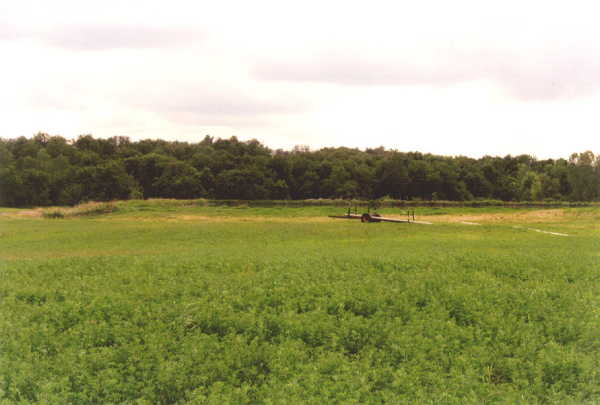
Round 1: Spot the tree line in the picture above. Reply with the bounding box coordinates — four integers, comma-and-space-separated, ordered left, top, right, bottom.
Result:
0, 133, 598, 207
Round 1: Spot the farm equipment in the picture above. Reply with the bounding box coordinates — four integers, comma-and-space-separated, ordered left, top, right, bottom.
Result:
329, 200, 416, 223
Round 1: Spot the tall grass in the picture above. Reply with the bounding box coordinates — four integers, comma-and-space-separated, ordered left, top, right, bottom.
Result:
38, 198, 597, 219
42, 202, 118, 218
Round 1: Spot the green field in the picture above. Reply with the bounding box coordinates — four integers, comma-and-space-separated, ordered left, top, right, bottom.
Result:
1, 202, 599, 404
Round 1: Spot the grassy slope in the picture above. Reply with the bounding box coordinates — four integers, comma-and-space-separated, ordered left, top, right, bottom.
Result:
0, 204, 599, 403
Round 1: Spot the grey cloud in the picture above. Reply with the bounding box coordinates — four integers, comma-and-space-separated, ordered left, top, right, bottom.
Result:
162, 111, 272, 128
494, 51, 600, 101
153, 93, 299, 116
254, 49, 472, 86
42, 25, 202, 51
0, 23, 23, 41
2, 24, 201, 50
253, 46, 600, 101
129, 83, 307, 126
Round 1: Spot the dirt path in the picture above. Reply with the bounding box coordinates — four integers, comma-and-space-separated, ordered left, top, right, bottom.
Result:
0, 207, 574, 225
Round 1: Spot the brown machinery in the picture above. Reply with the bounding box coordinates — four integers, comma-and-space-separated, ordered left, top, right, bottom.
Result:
329, 201, 415, 223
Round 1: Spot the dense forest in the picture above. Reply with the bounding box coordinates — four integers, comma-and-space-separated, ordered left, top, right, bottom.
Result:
0, 133, 598, 207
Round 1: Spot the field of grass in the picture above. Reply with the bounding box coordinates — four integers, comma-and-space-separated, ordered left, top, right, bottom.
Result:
1, 201, 599, 403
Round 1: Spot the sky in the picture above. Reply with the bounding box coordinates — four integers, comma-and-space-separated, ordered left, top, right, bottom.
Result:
1, 0, 599, 158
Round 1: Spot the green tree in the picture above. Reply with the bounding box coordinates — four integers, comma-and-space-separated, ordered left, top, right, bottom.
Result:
152, 161, 205, 199
375, 156, 409, 199
568, 151, 599, 201
124, 153, 176, 198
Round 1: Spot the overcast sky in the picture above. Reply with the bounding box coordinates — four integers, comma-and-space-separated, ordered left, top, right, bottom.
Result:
1, 0, 599, 158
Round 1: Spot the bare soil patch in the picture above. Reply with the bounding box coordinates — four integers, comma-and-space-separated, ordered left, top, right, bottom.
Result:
170, 215, 333, 223
413, 209, 567, 224
117, 209, 568, 225
0, 210, 42, 218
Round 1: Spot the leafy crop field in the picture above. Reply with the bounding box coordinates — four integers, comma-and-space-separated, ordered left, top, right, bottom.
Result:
1, 201, 599, 404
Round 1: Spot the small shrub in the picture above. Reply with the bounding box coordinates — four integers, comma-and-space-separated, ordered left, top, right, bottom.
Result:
42, 209, 65, 219
70, 202, 118, 216
42, 202, 118, 219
